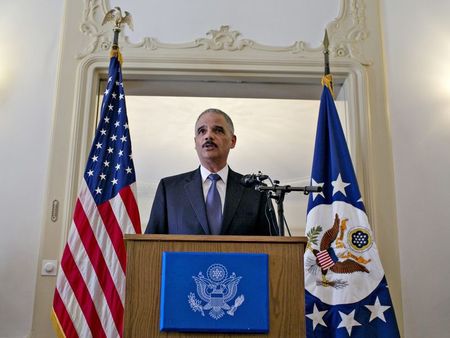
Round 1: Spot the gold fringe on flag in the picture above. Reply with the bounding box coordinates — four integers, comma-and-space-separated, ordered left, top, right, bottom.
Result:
321, 74, 335, 98
110, 48, 123, 64
50, 309, 67, 338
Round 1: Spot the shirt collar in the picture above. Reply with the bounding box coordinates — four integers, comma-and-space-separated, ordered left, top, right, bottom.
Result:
200, 165, 229, 184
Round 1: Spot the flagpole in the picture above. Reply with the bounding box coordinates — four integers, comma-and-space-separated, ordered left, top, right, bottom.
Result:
112, 26, 120, 51
323, 29, 330, 76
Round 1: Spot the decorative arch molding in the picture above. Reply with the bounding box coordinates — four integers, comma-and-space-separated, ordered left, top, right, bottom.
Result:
78, 0, 370, 65
71, 57, 372, 224
69, 61, 372, 242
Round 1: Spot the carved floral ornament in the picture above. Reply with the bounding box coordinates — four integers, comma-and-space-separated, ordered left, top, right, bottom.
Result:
78, 0, 370, 65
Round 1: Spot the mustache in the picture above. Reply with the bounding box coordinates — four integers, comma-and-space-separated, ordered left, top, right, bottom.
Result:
202, 140, 217, 148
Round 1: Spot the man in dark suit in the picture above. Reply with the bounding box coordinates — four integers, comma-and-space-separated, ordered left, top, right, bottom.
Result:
145, 108, 277, 235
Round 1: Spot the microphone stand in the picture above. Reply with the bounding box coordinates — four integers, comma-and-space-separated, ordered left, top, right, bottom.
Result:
257, 182, 322, 236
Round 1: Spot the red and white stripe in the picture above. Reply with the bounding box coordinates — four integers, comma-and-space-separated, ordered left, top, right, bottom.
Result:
316, 250, 335, 270
52, 180, 141, 338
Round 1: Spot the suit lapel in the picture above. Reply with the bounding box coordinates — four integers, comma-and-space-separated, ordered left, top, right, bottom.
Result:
184, 169, 210, 234
221, 169, 244, 234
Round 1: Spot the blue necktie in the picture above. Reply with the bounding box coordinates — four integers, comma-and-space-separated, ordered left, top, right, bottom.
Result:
206, 173, 223, 235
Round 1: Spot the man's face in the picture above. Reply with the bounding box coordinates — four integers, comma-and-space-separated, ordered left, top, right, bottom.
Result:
194, 112, 237, 169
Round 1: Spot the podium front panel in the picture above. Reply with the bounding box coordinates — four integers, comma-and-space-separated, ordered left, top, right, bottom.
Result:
123, 234, 306, 338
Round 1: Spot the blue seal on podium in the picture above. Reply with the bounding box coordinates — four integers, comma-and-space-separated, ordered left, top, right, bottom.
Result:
160, 251, 269, 333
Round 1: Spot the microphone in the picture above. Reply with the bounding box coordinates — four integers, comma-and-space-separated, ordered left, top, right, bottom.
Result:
240, 172, 269, 187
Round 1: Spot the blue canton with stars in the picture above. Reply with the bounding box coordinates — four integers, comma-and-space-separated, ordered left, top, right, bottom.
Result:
84, 55, 136, 205
305, 83, 400, 337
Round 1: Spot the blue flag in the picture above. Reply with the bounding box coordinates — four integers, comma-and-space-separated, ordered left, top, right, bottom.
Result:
304, 75, 400, 337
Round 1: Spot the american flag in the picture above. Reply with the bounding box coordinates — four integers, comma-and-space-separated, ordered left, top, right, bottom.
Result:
304, 75, 400, 337
51, 50, 141, 337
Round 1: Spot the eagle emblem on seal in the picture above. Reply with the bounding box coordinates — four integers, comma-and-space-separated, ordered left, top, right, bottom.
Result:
307, 213, 372, 288
188, 264, 245, 320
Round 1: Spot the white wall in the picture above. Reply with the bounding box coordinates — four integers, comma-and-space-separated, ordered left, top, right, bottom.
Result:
381, 0, 450, 337
0, 1, 63, 337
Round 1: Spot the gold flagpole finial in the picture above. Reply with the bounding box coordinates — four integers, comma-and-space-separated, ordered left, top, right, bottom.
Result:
322, 29, 334, 97
102, 7, 133, 61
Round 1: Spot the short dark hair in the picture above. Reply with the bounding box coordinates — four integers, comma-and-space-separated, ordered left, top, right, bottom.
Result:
195, 108, 235, 134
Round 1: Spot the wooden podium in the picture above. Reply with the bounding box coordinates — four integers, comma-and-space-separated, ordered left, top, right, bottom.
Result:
123, 234, 306, 337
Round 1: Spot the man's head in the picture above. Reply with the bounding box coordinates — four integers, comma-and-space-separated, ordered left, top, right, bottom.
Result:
194, 108, 237, 172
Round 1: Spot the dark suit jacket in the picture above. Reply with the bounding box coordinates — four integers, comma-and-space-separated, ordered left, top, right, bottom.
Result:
145, 168, 277, 235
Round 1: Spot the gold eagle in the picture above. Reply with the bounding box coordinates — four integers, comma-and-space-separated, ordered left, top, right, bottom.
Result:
102, 7, 134, 31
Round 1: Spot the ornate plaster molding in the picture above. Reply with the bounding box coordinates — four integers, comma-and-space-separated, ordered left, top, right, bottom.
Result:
78, 0, 369, 64
327, 0, 370, 65
120, 25, 316, 55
